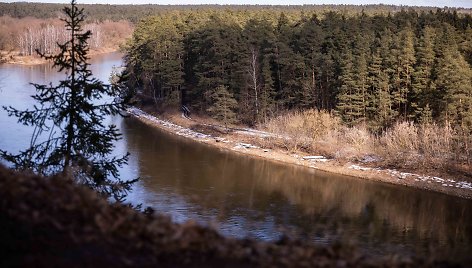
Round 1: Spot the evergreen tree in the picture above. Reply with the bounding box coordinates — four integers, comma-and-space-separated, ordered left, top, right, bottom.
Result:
259, 54, 276, 122
459, 25, 472, 66
353, 34, 371, 124
125, 18, 159, 102
295, 14, 324, 109
190, 16, 243, 112
411, 26, 436, 120
273, 13, 305, 109
321, 12, 352, 110
207, 85, 238, 126
368, 47, 393, 130
434, 24, 472, 129
391, 26, 416, 119
436, 44, 472, 129
336, 34, 370, 125
151, 18, 184, 106
0, 0, 136, 201
240, 18, 276, 124
125, 15, 185, 107
336, 50, 359, 124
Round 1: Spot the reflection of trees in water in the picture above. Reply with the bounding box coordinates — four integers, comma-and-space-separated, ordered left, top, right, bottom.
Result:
251, 162, 472, 258
122, 117, 472, 259
18, 63, 57, 84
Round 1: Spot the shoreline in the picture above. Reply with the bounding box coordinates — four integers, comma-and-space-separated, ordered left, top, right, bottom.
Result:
127, 107, 472, 200
0, 47, 119, 65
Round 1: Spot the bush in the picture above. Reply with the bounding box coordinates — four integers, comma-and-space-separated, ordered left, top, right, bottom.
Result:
262, 109, 342, 152
377, 122, 457, 168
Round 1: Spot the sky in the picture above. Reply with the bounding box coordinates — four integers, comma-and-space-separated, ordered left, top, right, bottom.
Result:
3, 0, 472, 8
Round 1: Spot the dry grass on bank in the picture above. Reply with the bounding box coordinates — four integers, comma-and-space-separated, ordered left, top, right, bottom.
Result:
259, 109, 472, 176
260, 110, 373, 161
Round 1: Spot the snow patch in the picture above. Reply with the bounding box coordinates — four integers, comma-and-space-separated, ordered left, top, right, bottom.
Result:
361, 155, 381, 163
349, 165, 372, 171
233, 142, 259, 150
127, 107, 212, 140
302, 155, 329, 162
303, 156, 326, 160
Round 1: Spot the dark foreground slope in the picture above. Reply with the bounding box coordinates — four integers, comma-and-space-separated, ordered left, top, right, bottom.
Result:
0, 165, 459, 267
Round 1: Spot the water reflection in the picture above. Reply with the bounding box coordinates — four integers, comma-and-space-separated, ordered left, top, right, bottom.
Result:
122, 117, 472, 261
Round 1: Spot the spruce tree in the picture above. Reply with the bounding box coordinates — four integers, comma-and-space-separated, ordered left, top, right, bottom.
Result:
274, 13, 305, 109
368, 47, 394, 130
436, 45, 472, 128
336, 35, 371, 126
296, 14, 323, 109
336, 50, 358, 124
207, 85, 238, 126
375, 28, 399, 123
353, 35, 370, 124
435, 24, 472, 129
460, 25, 472, 66
259, 54, 276, 122
0, 0, 136, 201
390, 26, 416, 120
411, 26, 436, 121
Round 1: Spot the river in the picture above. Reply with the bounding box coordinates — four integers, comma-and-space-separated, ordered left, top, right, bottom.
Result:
0, 52, 471, 263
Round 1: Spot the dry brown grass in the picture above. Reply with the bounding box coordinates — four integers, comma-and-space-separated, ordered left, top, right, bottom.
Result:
261, 109, 373, 160
262, 110, 339, 152
259, 109, 471, 173
377, 122, 456, 168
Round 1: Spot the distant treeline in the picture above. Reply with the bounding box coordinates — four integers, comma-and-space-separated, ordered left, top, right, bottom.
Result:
0, 2, 471, 23
0, 16, 133, 55
124, 8, 472, 134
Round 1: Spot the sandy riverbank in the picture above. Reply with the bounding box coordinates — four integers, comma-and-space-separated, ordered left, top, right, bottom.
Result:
0, 47, 118, 65
127, 107, 472, 200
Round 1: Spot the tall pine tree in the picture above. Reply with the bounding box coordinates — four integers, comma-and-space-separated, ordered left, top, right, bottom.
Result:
411, 26, 436, 122
207, 85, 238, 126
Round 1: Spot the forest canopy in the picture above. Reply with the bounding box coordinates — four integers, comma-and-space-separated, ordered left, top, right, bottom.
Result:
124, 8, 472, 126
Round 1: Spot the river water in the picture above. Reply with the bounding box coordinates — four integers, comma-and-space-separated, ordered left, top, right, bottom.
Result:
1, 52, 471, 263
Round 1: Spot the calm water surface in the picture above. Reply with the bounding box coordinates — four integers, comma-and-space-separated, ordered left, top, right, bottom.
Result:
1, 53, 471, 263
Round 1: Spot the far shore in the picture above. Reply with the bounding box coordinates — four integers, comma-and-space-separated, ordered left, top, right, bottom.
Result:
0, 47, 119, 65
127, 107, 472, 200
